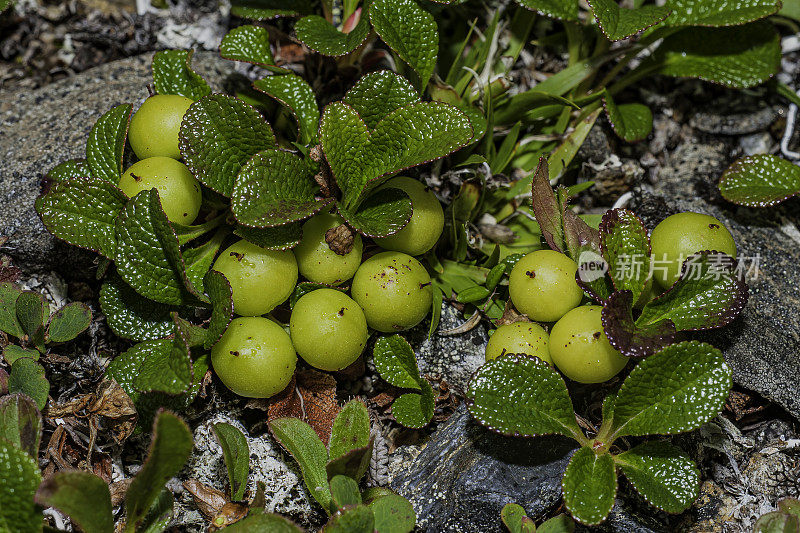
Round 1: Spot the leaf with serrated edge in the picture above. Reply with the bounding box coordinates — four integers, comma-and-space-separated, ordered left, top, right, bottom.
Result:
134, 320, 193, 395
234, 222, 303, 251
47, 302, 91, 343
100, 273, 176, 342
86, 103, 132, 185
269, 417, 332, 512
203, 270, 233, 350
125, 411, 193, 530
610, 341, 731, 439
603, 96, 653, 143
152, 49, 211, 101
338, 188, 412, 238
370, 0, 438, 87
254, 75, 320, 144
179, 94, 276, 197
220, 25, 279, 67
602, 290, 677, 358
343, 71, 420, 131
587, 0, 671, 41
515, 0, 578, 21
373, 335, 423, 389
615, 441, 699, 513
232, 149, 325, 227
328, 399, 370, 460
295, 14, 370, 58
35, 177, 128, 259
0, 438, 42, 533
665, 0, 780, 26
35, 471, 114, 533
370, 493, 416, 533
212, 422, 250, 501
466, 354, 583, 440
719, 154, 800, 207
637, 251, 747, 331
47, 159, 91, 181
392, 381, 435, 429
8, 358, 48, 410
599, 209, 650, 303
562, 447, 616, 525
0, 394, 41, 458
647, 22, 780, 89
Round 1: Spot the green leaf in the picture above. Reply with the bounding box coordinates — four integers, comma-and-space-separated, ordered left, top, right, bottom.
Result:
325, 441, 373, 482
86, 103, 132, 185
269, 417, 332, 512
637, 251, 748, 331
321, 101, 472, 208
754, 512, 800, 533
131, 333, 193, 396
0, 438, 42, 533
47, 302, 91, 343
324, 505, 375, 532
203, 270, 234, 350
152, 49, 211, 101
253, 75, 320, 144
232, 149, 325, 227
515, 0, 578, 21
562, 447, 616, 526
602, 290, 677, 359
295, 14, 371, 57
615, 441, 699, 513
220, 25, 278, 67
230, 0, 313, 20
370, 0, 438, 87
466, 353, 583, 440
138, 487, 174, 533
35, 471, 114, 533
0, 283, 23, 338
343, 71, 420, 131
99, 273, 176, 342
501, 503, 536, 533
15, 291, 47, 340
8, 358, 49, 410
182, 230, 226, 296
114, 190, 198, 306
328, 399, 371, 461
219, 512, 305, 532
665, 0, 780, 26
610, 341, 731, 439
0, 394, 41, 458
212, 422, 250, 501
537, 514, 576, 533
392, 382, 435, 429
587, 0, 670, 41
603, 96, 653, 143
179, 94, 276, 196
337, 188, 412, 238
599, 209, 650, 303
234, 223, 303, 251
125, 411, 193, 531
373, 335, 423, 389
330, 475, 362, 510
492, 91, 579, 126
719, 154, 800, 207
2, 346, 39, 367
369, 493, 416, 533
47, 159, 91, 182
548, 108, 602, 184
648, 22, 780, 88
34, 177, 128, 259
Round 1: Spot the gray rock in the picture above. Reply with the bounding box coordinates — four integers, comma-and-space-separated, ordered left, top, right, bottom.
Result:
690, 105, 778, 135
0, 51, 237, 273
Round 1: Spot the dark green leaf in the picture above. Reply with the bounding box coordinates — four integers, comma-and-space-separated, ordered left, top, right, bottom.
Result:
466, 353, 583, 440
599, 209, 650, 303
373, 335, 422, 389
369, 494, 415, 533
0, 394, 41, 458
602, 290, 677, 358
99, 273, 176, 342
220, 25, 278, 67
603, 96, 653, 142
0, 282, 23, 338
587, 0, 670, 41
2, 346, 39, 366
330, 475, 362, 510
131, 331, 193, 396
343, 71, 420, 131
0, 438, 42, 533
219, 512, 305, 531
47, 302, 91, 343
234, 223, 303, 250
562, 447, 616, 525
500, 503, 536, 533
295, 14, 371, 57
324, 505, 375, 532
328, 399, 371, 461
253, 75, 320, 144
138, 487, 174, 533
47, 159, 91, 182
152, 49, 211, 101
325, 441, 373, 482
179, 94, 276, 196
212, 422, 250, 501
391, 381, 434, 429
719, 154, 800, 207
753, 512, 800, 533
493, 92, 579, 126
203, 270, 234, 350
230, 0, 313, 19
8, 358, 49, 410
515, 0, 578, 21
537, 514, 576, 533
338, 188, 412, 238
35, 471, 114, 533
182, 229, 226, 296
665, 0, 780, 26
15, 291, 47, 340
86, 103, 132, 185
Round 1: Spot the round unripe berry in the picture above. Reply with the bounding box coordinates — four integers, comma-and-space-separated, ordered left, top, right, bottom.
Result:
293, 213, 363, 285
290, 289, 368, 371
650, 212, 737, 288
508, 250, 583, 322
128, 94, 193, 160
485, 322, 551, 365
213, 239, 298, 317
211, 317, 297, 398
119, 157, 202, 225
373, 176, 444, 256
550, 305, 628, 384
351, 251, 432, 332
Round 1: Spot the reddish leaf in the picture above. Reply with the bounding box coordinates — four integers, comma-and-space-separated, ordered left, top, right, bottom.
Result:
268, 369, 340, 444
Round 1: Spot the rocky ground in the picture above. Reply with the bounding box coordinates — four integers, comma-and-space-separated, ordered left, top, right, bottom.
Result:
1, 1, 799, 532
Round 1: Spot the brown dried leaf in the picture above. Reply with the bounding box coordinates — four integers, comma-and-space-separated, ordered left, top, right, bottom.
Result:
183, 479, 229, 520
325, 224, 355, 256
0, 254, 21, 283
209, 502, 249, 531
268, 369, 339, 444
493, 300, 530, 327
110, 478, 132, 507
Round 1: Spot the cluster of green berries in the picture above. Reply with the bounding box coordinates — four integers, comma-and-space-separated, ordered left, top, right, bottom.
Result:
486, 212, 737, 384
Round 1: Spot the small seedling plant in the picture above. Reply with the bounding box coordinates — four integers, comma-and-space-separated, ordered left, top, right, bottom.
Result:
501, 504, 574, 533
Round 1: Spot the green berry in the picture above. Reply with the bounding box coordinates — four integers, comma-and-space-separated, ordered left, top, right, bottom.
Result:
485, 322, 551, 364
128, 94, 193, 160
508, 250, 583, 322
293, 213, 363, 285
211, 317, 296, 398
549, 305, 628, 384
290, 289, 368, 371
373, 176, 444, 256
213, 239, 298, 317
351, 251, 432, 332
650, 212, 737, 288
119, 157, 202, 225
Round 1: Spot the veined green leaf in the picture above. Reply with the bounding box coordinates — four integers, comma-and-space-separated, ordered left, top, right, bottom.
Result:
562, 447, 616, 525
599, 209, 650, 303
328, 399, 371, 461
295, 13, 371, 57
47, 302, 91, 343
337, 188, 412, 238
220, 25, 280, 68
0, 283, 23, 339
212, 423, 250, 501
0, 438, 42, 533
587, 0, 671, 41
8, 358, 49, 410
129, 336, 193, 396
99, 273, 176, 342
86, 103, 132, 185
253, 74, 320, 144
665, 0, 780, 26
718, 154, 800, 207
515, 0, 578, 21
47, 159, 91, 182
343, 71, 420, 130
152, 49, 211, 101
35, 471, 114, 533
603, 95, 653, 142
